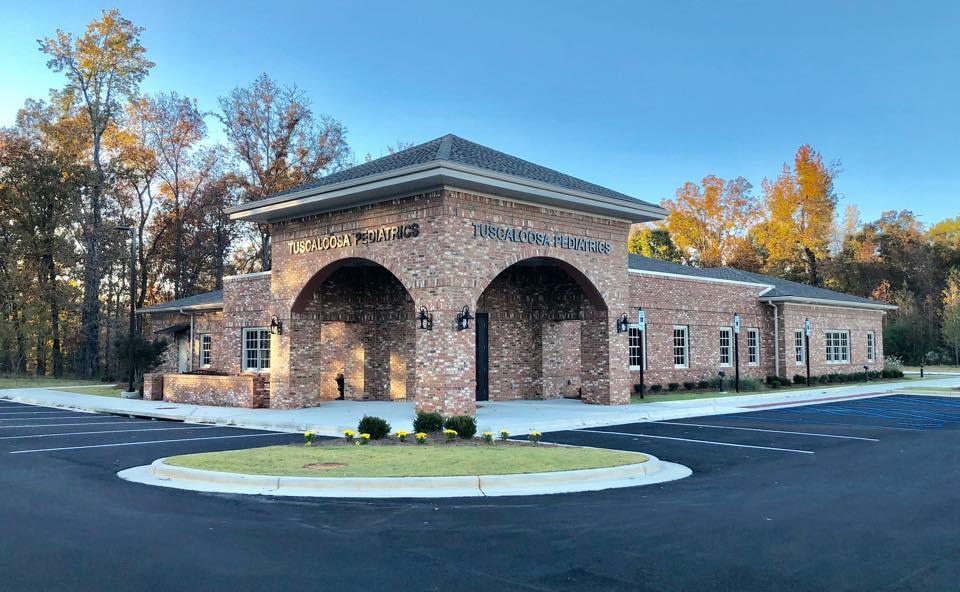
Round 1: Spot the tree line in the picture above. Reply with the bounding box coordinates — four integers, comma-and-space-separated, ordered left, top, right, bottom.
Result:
629, 147, 960, 365
0, 10, 352, 379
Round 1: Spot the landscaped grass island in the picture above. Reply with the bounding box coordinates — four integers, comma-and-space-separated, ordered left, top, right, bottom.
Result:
166, 443, 647, 479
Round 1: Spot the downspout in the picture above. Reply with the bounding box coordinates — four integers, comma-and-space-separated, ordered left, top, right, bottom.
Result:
180, 308, 195, 372
767, 302, 779, 378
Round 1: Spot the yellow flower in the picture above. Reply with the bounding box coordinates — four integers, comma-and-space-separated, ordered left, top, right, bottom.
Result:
360, 433, 371, 440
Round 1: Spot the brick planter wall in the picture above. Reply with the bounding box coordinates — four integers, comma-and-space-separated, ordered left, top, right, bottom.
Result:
162, 374, 261, 408
142, 373, 164, 401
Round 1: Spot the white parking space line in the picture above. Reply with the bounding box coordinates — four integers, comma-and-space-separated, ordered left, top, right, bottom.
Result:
656, 421, 879, 442
576, 429, 815, 454
10, 432, 287, 454
0, 421, 138, 429
0, 416, 109, 422
0, 425, 218, 440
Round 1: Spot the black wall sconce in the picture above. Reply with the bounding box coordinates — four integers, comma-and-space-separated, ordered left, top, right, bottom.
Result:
270, 315, 284, 336
418, 306, 433, 331
456, 305, 474, 331
615, 313, 629, 334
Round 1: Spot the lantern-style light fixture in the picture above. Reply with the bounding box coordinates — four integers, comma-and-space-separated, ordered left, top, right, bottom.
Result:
615, 313, 629, 334
456, 305, 474, 331
270, 315, 283, 336
418, 306, 433, 331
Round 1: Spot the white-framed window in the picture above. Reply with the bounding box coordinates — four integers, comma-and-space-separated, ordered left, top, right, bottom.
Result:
719, 327, 733, 367
747, 328, 760, 366
866, 331, 876, 363
794, 330, 805, 365
673, 325, 689, 368
628, 325, 646, 370
825, 330, 850, 364
199, 334, 212, 368
242, 328, 271, 372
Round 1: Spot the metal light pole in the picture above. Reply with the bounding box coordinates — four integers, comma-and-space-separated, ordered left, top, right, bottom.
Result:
733, 313, 741, 393
115, 226, 136, 394
804, 318, 812, 387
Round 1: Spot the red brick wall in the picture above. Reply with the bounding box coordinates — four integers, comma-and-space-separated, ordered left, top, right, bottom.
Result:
778, 303, 885, 378
162, 373, 259, 408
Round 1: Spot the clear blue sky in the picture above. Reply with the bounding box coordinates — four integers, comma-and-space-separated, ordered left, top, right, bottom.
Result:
2, 0, 958, 225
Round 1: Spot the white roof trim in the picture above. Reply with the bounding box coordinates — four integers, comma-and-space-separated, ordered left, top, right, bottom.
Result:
760, 296, 897, 311
228, 162, 667, 223
136, 302, 222, 314
629, 268, 772, 290
223, 270, 272, 281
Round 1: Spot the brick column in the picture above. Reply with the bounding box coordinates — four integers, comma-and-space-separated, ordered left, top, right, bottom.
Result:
413, 289, 477, 417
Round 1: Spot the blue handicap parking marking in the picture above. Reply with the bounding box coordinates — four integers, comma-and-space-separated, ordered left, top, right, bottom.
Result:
766, 395, 960, 430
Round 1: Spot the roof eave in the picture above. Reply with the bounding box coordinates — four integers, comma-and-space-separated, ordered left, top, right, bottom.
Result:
760, 296, 897, 311
228, 162, 665, 224
136, 303, 223, 315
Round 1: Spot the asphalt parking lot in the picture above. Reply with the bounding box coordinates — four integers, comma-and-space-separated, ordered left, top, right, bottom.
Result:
1, 394, 959, 592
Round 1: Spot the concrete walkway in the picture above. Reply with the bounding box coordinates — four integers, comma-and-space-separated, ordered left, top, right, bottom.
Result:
4, 376, 959, 437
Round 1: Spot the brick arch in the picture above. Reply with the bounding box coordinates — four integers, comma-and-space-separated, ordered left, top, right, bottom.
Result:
290, 256, 416, 315
474, 256, 609, 312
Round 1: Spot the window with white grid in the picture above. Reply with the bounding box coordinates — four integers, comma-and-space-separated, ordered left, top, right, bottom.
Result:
747, 328, 760, 366
794, 330, 805, 365
199, 334, 212, 368
866, 331, 876, 363
719, 327, 732, 367
242, 328, 271, 372
628, 326, 646, 370
825, 330, 849, 364
673, 326, 689, 368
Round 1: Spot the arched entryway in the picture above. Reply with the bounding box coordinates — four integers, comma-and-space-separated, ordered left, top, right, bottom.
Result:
475, 257, 610, 403
288, 258, 416, 404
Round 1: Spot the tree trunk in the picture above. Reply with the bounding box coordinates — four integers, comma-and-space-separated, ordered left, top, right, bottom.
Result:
38, 253, 63, 377
35, 334, 47, 377
174, 196, 184, 298
259, 223, 271, 271
80, 139, 105, 379
803, 247, 819, 286
14, 305, 27, 374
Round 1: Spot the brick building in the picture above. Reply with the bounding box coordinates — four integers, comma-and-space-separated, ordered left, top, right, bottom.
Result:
139, 134, 894, 415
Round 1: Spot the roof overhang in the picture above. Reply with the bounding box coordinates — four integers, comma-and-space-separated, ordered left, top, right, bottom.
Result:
628, 267, 772, 291
153, 323, 190, 335
760, 296, 898, 311
136, 303, 223, 315
227, 161, 667, 224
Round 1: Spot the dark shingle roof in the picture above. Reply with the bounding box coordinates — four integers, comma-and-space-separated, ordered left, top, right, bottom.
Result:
263, 134, 655, 207
627, 254, 891, 308
137, 290, 223, 313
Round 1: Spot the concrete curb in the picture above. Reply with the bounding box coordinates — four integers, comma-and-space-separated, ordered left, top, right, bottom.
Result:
117, 454, 692, 498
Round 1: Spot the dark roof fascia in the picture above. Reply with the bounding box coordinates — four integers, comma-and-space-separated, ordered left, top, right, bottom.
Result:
228, 163, 667, 224
758, 295, 898, 311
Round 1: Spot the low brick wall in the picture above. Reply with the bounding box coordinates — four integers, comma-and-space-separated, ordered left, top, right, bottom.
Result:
162, 373, 270, 408
143, 373, 164, 401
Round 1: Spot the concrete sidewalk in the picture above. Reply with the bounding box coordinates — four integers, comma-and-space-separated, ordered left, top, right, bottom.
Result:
3, 376, 959, 437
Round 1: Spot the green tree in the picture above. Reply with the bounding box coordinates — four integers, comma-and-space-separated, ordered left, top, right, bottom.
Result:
627, 227, 683, 262
39, 9, 154, 377
942, 268, 960, 365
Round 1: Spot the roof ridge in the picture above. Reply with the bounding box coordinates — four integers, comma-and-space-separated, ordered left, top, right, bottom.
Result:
436, 134, 454, 160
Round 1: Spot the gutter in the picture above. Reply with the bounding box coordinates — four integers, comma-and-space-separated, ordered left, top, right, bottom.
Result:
767, 301, 780, 378
760, 296, 897, 311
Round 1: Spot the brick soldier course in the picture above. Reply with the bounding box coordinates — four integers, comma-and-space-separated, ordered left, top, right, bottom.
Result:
139, 134, 895, 416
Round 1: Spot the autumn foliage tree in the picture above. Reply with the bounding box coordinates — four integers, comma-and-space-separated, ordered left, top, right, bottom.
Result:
660, 175, 757, 267
757, 145, 838, 285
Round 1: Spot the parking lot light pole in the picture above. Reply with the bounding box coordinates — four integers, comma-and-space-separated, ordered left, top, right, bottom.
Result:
804, 318, 812, 387
733, 313, 741, 393
115, 226, 136, 394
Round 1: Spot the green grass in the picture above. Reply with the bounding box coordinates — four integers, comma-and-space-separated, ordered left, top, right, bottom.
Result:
0, 376, 106, 390
903, 365, 960, 373
51, 386, 123, 398
166, 444, 647, 478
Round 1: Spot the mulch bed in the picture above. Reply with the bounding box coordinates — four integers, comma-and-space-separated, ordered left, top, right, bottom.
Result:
307, 434, 544, 448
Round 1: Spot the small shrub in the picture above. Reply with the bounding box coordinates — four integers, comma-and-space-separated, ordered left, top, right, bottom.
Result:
649, 384, 663, 393
304, 431, 317, 446
633, 384, 644, 394
343, 429, 355, 442
818, 375, 830, 384
358, 415, 391, 439
482, 431, 494, 444
779, 377, 792, 387
707, 377, 722, 389
443, 415, 478, 439
499, 429, 510, 441
767, 382, 779, 389
793, 374, 806, 385
683, 381, 696, 391
697, 380, 710, 389
740, 378, 762, 391
883, 355, 904, 372
395, 430, 409, 442
413, 411, 444, 433
359, 433, 371, 445
765, 375, 779, 386
529, 431, 542, 445
443, 428, 458, 442
667, 382, 680, 391
415, 432, 428, 444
